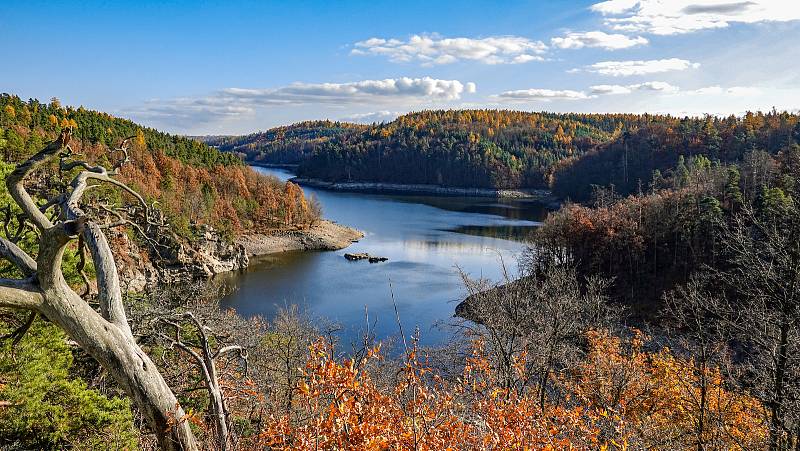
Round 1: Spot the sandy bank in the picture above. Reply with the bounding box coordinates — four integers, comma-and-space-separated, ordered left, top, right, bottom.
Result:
237, 220, 364, 257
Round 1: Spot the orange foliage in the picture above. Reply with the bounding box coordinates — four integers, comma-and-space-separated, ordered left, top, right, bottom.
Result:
572, 330, 767, 450
254, 331, 765, 451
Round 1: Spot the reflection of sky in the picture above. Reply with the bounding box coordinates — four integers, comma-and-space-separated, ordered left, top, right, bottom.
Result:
219, 167, 545, 348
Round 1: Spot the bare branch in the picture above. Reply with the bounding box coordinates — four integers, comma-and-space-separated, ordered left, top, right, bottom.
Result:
0, 312, 36, 346
83, 222, 130, 335
66, 171, 149, 219
0, 277, 44, 310
0, 236, 37, 276
6, 128, 71, 230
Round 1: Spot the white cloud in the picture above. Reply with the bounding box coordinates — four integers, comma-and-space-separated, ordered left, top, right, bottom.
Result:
551, 31, 648, 50
129, 77, 474, 127
493, 89, 592, 102
577, 58, 700, 76
222, 77, 473, 104
590, 84, 633, 95
590, 0, 800, 35
590, 0, 640, 15
494, 80, 681, 103
351, 34, 547, 65
591, 81, 680, 94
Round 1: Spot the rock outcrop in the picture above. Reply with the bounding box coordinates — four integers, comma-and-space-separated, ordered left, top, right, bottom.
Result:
238, 220, 363, 257
112, 220, 361, 292
110, 224, 249, 292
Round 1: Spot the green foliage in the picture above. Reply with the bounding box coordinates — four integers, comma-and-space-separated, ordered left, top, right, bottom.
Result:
210, 110, 616, 189
553, 110, 799, 201
0, 93, 240, 169
0, 319, 138, 450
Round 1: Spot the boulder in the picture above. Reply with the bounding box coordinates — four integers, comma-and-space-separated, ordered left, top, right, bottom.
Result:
344, 252, 370, 261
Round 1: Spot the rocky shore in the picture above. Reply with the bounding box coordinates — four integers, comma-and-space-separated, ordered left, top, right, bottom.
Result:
112, 220, 362, 292
290, 177, 554, 200
237, 220, 364, 257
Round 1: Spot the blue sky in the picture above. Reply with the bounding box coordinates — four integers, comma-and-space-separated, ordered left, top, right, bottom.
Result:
1, 0, 799, 134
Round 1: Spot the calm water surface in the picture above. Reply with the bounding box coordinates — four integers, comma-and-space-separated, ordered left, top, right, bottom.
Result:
216, 167, 547, 347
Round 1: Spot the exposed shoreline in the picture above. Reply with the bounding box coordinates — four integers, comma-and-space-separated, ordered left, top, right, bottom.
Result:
249, 162, 300, 169
236, 219, 364, 258
290, 176, 555, 200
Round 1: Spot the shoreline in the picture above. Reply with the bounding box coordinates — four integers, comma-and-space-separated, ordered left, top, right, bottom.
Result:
290, 176, 555, 200
236, 219, 364, 258
249, 162, 300, 169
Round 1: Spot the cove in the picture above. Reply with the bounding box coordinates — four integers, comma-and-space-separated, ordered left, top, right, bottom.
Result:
216, 167, 548, 347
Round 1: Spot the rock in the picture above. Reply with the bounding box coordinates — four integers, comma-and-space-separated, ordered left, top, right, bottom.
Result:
343, 253, 388, 263
238, 220, 363, 257
345, 252, 370, 261
109, 223, 249, 292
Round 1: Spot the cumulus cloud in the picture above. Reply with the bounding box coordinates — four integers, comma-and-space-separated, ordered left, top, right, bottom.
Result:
351, 34, 547, 65
590, 81, 680, 94
551, 31, 648, 50
493, 89, 591, 102
129, 77, 474, 127
576, 58, 700, 76
590, 0, 800, 35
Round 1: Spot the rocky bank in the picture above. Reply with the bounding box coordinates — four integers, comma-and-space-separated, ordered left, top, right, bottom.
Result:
112, 220, 362, 291
237, 220, 364, 257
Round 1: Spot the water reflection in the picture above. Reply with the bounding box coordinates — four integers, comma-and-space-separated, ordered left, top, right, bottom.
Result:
217, 167, 549, 347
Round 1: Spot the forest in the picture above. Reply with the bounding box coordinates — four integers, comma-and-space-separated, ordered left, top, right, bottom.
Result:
1, 97, 800, 450
215, 109, 800, 197
0, 94, 320, 240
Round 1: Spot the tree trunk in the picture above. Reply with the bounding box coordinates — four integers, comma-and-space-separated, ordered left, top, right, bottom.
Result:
0, 131, 199, 450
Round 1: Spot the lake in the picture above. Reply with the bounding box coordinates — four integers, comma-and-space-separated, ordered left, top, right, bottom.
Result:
216, 167, 548, 348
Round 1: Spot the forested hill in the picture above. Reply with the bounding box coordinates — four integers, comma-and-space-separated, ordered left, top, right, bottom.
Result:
0, 94, 319, 239
211, 109, 800, 195
553, 110, 800, 201
203, 120, 369, 165
208, 111, 620, 189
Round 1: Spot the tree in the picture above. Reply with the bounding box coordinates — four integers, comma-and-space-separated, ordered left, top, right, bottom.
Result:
3, 105, 15, 126
0, 130, 198, 450
707, 204, 800, 450
457, 265, 611, 406
157, 311, 247, 451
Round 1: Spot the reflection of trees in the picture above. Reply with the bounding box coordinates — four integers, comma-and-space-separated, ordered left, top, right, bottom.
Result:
446, 225, 539, 241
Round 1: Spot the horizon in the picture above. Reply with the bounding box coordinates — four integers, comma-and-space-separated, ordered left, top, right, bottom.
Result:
2, 0, 799, 135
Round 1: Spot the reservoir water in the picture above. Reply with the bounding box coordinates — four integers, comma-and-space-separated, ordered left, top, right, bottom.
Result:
217, 167, 547, 347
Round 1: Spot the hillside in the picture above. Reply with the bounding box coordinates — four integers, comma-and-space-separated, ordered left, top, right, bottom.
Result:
203, 120, 368, 165
213, 110, 800, 196
0, 94, 319, 239
207, 111, 620, 189
552, 110, 800, 201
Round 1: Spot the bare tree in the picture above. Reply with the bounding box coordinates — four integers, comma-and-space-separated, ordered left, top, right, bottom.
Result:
0, 130, 198, 450
158, 312, 247, 451
712, 206, 800, 451
457, 263, 612, 406
665, 278, 744, 451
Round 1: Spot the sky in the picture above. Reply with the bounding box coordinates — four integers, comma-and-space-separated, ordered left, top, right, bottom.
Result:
1, 0, 799, 135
